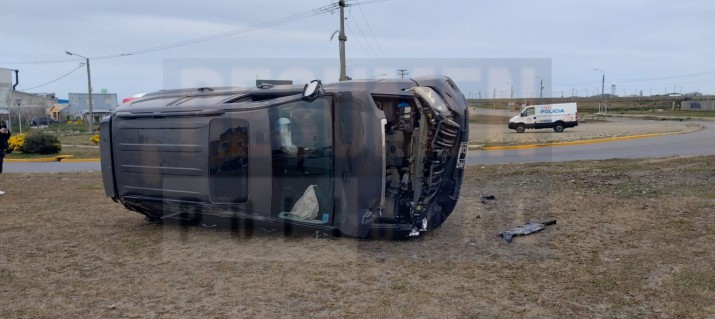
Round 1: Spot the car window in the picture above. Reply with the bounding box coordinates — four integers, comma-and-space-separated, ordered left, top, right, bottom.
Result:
208, 118, 249, 203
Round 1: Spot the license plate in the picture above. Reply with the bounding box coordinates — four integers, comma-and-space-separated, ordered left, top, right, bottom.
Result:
456, 142, 467, 169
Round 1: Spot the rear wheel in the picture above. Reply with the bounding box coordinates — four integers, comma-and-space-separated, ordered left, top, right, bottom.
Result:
516, 124, 526, 133
553, 122, 565, 132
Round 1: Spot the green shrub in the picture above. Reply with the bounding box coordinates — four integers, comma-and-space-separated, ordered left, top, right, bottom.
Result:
22, 131, 62, 154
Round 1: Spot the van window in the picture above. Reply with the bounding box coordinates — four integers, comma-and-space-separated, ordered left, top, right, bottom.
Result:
523, 107, 535, 117
268, 97, 334, 223
209, 118, 249, 203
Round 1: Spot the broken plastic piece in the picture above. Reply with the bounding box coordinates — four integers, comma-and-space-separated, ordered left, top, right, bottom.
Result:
499, 219, 556, 243
481, 195, 496, 200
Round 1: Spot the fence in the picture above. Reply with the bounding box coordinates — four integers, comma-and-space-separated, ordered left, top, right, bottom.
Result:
682, 100, 715, 111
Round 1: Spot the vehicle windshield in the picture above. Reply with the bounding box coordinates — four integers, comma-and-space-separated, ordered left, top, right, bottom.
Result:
268, 97, 334, 223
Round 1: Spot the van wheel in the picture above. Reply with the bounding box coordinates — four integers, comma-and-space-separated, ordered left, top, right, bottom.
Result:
553, 122, 565, 132
516, 124, 526, 133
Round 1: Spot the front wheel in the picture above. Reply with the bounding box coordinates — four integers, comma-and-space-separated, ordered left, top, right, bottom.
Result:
516, 124, 526, 133
553, 122, 565, 132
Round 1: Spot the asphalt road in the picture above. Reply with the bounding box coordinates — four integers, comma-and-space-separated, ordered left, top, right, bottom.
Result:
4, 161, 102, 173
467, 120, 715, 165
3, 120, 714, 173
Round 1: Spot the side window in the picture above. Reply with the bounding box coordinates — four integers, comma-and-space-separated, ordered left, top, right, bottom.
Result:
526, 107, 535, 116
209, 118, 249, 203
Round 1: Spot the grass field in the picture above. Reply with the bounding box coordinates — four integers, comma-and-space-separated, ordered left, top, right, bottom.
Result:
1, 156, 713, 318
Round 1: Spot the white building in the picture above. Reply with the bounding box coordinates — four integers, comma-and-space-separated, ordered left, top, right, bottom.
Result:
0, 67, 56, 130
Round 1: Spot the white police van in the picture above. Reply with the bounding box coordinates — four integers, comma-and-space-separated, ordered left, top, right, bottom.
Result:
508, 102, 578, 133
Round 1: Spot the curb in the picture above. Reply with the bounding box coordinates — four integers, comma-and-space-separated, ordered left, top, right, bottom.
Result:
470, 126, 702, 151
5, 156, 100, 163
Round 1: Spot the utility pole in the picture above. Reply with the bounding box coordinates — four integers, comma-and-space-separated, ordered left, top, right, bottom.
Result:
540, 79, 543, 100
397, 69, 408, 79
66, 51, 94, 132
338, 0, 348, 81
594, 68, 606, 113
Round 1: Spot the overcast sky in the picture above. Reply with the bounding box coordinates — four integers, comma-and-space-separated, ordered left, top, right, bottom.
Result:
2, 0, 714, 101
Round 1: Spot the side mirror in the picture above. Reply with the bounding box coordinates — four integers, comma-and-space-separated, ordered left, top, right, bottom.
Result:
302, 80, 322, 102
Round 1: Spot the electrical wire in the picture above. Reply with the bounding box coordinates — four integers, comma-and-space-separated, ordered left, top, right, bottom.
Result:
3, 1, 391, 66
356, 2, 389, 59
22, 63, 85, 91
345, 8, 391, 72
96, 3, 341, 59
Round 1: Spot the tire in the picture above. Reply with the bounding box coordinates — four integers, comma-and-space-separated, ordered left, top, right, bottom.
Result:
516, 124, 526, 133
553, 122, 565, 132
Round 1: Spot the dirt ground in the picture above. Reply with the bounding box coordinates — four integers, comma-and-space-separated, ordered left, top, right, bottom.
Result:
1, 156, 714, 318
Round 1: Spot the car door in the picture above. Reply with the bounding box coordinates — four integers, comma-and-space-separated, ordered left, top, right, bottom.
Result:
522, 107, 536, 127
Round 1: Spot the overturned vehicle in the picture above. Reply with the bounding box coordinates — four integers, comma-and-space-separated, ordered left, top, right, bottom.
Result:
100, 76, 469, 237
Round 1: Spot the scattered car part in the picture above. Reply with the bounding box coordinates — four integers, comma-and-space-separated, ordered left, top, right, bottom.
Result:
499, 219, 556, 243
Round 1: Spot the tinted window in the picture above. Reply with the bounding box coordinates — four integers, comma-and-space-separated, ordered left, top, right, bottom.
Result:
209, 118, 249, 203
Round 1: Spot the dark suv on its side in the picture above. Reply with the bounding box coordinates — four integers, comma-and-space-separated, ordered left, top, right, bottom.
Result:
100, 76, 469, 238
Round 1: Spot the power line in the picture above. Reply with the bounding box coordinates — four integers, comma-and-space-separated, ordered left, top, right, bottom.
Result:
4, 1, 391, 65
4, 3, 341, 64
99, 0, 390, 60
345, 6, 392, 72
98, 3, 340, 59
355, 3, 388, 59
615, 71, 715, 83
555, 71, 715, 88
22, 63, 86, 91
347, 8, 381, 58
2, 58, 77, 65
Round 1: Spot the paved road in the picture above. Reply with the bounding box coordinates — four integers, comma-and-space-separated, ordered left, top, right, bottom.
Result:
4, 161, 101, 173
4, 120, 714, 173
467, 120, 715, 165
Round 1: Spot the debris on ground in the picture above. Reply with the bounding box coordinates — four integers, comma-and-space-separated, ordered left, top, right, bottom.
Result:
313, 230, 338, 240
481, 195, 496, 203
499, 219, 556, 243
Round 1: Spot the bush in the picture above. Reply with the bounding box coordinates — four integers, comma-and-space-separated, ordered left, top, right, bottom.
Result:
22, 131, 62, 155
7, 133, 26, 153
90, 134, 100, 145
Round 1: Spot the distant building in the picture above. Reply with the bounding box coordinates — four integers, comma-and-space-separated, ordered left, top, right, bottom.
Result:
67, 92, 118, 122
49, 99, 70, 121
0, 67, 57, 129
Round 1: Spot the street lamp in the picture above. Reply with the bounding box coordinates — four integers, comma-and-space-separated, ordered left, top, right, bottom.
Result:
15, 99, 22, 134
593, 68, 606, 113
65, 51, 93, 133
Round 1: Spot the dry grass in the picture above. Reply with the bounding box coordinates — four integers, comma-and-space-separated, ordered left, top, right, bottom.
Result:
1, 156, 714, 318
